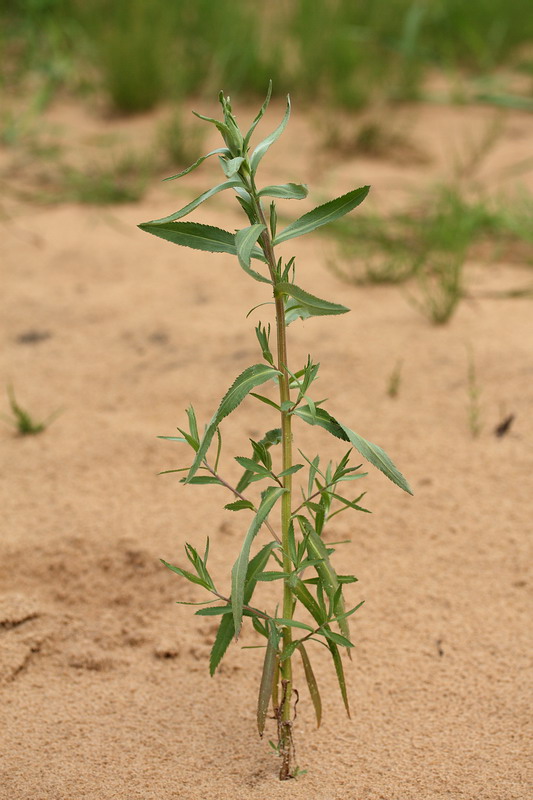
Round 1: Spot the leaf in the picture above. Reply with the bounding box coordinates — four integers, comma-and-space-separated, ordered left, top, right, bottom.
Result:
277, 464, 304, 478
161, 558, 210, 590
220, 156, 244, 177
257, 571, 288, 581
250, 96, 291, 173
195, 606, 232, 616
294, 406, 413, 495
182, 475, 222, 485
243, 80, 272, 150
186, 364, 279, 483
274, 186, 370, 245
321, 629, 354, 648
257, 623, 278, 737
224, 499, 255, 512
276, 282, 349, 323
258, 183, 308, 200
209, 543, 277, 676
138, 221, 246, 257
234, 456, 272, 479
327, 640, 351, 718
235, 224, 271, 284
231, 487, 286, 636
143, 179, 243, 225
298, 643, 322, 727
162, 148, 230, 181
274, 618, 314, 632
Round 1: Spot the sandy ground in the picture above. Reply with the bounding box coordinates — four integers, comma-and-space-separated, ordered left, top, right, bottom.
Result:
1, 99, 532, 800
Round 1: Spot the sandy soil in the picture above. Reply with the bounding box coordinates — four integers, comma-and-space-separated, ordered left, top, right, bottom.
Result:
1, 99, 532, 800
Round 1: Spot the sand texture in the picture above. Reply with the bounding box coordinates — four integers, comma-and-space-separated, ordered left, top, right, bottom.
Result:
1, 101, 532, 800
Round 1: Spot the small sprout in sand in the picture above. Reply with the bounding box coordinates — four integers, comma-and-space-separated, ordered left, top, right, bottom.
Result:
139, 85, 412, 780
2, 385, 61, 436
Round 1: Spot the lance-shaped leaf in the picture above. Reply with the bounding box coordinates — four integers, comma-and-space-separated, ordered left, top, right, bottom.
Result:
142, 179, 243, 225
209, 541, 277, 675
298, 643, 322, 727
294, 406, 413, 495
274, 186, 370, 245
163, 148, 231, 181
243, 80, 272, 150
186, 364, 279, 483
231, 487, 287, 636
258, 183, 308, 200
257, 622, 279, 737
235, 224, 271, 284
250, 96, 291, 173
276, 281, 349, 323
297, 516, 351, 643
327, 639, 351, 718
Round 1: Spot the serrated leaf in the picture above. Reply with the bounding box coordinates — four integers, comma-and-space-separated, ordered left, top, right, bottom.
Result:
231, 487, 286, 637
235, 224, 271, 284
162, 147, 230, 181
277, 463, 304, 478
234, 456, 272, 479
250, 96, 291, 173
257, 622, 278, 737
298, 643, 322, 727
274, 186, 370, 245
181, 475, 222, 485
186, 364, 279, 483
257, 571, 288, 581
294, 406, 412, 495
138, 220, 243, 257
274, 618, 314, 632
258, 183, 308, 200
195, 605, 232, 616
224, 499, 255, 512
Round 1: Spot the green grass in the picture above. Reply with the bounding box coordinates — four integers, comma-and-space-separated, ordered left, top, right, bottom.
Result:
2, 0, 533, 112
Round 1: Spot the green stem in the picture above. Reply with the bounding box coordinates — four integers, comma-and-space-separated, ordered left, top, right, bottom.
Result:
249, 182, 294, 780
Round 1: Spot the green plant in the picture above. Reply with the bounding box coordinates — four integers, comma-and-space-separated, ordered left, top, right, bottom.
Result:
386, 360, 403, 399
63, 150, 151, 204
466, 347, 482, 438
139, 86, 412, 780
2, 384, 60, 435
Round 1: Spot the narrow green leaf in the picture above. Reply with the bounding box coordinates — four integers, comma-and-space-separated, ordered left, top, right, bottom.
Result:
257, 571, 288, 581
277, 464, 304, 478
163, 147, 230, 181
250, 96, 291, 173
294, 406, 413, 495
249, 393, 281, 411
182, 475, 222, 485
209, 613, 235, 676
257, 623, 278, 737
195, 605, 232, 616
224, 499, 255, 512
235, 224, 271, 284
186, 364, 279, 483
243, 80, 272, 150
138, 221, 245, 257
276, 282, 349, 321
274, 186, 370, 245
274, 618, 314, 632
234, 456, 272, 479
144, 179, 242, 225
321, 629, 354, 648
298, 643, 322, 727
258, 183, 308, 200
161, 559, 210, 590
231, 487, 286, 636
327, 640, 351, 718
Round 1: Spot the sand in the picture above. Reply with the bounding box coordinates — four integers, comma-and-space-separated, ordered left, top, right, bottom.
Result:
1, 99, 532, 800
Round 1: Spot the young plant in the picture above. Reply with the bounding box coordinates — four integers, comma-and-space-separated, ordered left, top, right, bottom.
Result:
139, 86, 412, 780
2, 384, 60, 435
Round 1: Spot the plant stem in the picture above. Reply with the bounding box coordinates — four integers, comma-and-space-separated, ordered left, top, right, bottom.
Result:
249, 185, 294, 779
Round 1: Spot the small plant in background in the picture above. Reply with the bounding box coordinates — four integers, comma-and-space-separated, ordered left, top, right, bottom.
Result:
139, 85, 412, 780
1, 385, 60, 436
386, 359, 403, 399
466, 347, 483, 438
